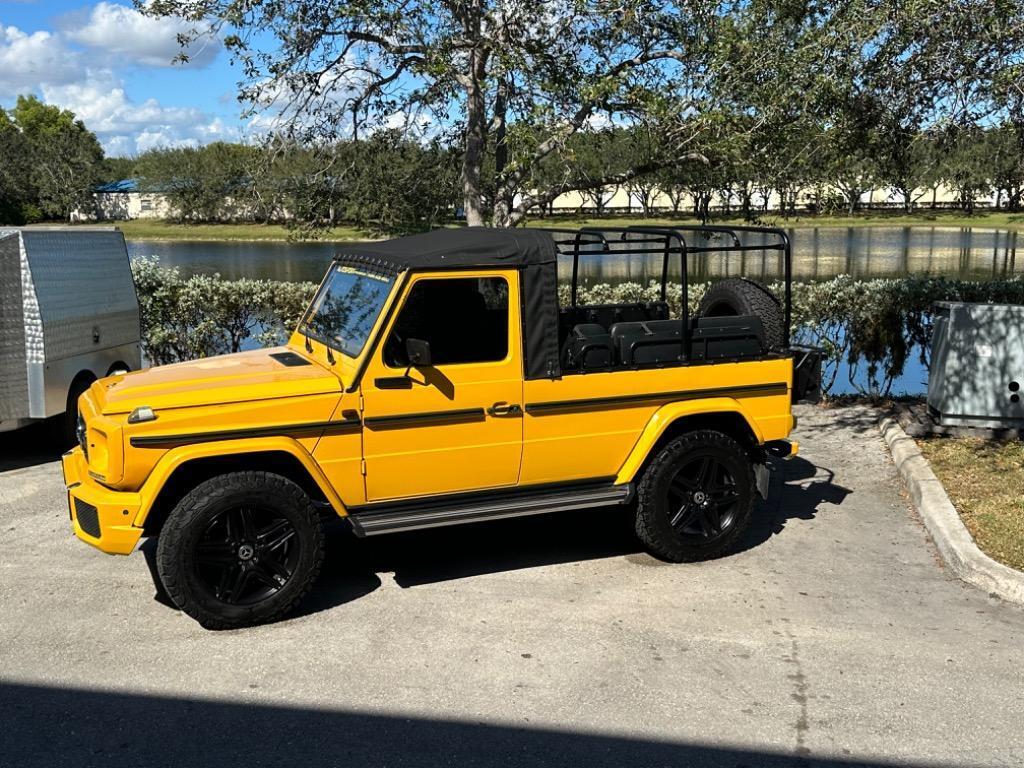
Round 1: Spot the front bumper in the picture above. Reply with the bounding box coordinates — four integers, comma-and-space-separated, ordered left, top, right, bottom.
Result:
62, 447, 143, 555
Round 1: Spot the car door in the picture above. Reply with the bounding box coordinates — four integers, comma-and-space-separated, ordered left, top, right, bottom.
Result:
360, 269, 524, 502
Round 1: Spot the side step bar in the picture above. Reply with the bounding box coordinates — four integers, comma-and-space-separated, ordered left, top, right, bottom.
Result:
348, 482, 634, 537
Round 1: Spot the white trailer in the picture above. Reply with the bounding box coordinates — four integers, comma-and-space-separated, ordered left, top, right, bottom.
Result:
0, 227, 141, 443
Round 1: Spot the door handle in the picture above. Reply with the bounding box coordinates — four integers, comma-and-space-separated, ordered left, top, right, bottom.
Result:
487, 402, 522, 417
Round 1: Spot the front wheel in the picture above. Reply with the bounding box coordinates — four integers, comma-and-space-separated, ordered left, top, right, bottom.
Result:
634, 430, 756, 562
156, 471, 325, 629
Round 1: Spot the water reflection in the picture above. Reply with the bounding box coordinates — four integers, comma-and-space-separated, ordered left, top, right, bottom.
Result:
128, 226, 1021, 285
564, 226, 1020, 286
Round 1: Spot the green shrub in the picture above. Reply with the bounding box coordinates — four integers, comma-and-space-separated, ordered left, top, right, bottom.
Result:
130, 257, 316, 365
131, 258, 1024, 397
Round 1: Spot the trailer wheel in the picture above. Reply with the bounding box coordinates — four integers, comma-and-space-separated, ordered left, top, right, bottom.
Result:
698, 278, 784, 349
156, 471, 325, 630
52, 373, 95, 449
634, 430, 756, 562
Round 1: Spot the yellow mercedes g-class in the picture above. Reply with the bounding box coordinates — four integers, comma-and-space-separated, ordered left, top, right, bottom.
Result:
63, 226, 820, 629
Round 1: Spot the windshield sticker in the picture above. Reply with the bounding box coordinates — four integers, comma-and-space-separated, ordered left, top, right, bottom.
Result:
338, 265, 390, 282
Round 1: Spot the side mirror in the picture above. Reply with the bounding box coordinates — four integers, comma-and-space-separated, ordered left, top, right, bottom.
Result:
406, 337, 432, 367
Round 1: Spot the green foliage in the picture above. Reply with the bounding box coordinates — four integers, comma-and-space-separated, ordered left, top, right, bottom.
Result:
128, 134, 459, 233
330, 131, 459, 235
99, 157, 139, 184
130, 257, 316, 364
0, 95, 104, 224
134, 142, 260, 221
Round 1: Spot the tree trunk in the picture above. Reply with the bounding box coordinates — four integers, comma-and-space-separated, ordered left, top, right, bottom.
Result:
490, 78, 513, 227
460, 5, 488, 227
462, 68, 487, 226
900, 186, 912, 213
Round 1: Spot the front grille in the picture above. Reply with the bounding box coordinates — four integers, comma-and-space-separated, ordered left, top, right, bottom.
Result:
74, 498, 100, 538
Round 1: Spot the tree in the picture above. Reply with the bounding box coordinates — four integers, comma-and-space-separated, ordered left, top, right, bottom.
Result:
988, 123, 1024, 211
334, 132, 460, 234
938, 125, 994, 212
144, 0, 814, 227
6, 96, 105, 222
0, 110, 31, 223
134, 142, 259, 221
144, 0, 1023, 228
100, 157, 139, 184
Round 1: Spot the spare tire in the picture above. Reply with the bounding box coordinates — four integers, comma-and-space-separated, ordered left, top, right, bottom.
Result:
698, 278, 784, 349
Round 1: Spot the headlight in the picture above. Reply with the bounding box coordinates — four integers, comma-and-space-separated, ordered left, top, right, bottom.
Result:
76, 412, 88, 460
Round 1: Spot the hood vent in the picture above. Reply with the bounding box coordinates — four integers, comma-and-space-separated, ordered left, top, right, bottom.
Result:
269, 351, 313, 367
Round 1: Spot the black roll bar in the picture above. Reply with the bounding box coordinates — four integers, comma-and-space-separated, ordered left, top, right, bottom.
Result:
544, 223, 794, 354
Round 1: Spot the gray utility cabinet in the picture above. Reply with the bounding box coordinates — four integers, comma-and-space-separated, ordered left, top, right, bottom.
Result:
0, 228, 141, 433
928, 301, 1024, 429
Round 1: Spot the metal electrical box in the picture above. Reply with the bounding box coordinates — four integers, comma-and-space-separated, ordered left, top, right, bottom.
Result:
928, 301, 1024, 428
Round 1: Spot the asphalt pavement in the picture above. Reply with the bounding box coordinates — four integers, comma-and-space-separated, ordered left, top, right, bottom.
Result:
1, 406, 1022, 767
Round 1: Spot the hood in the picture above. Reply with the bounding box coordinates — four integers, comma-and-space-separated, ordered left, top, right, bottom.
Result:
94, 347, 341, 415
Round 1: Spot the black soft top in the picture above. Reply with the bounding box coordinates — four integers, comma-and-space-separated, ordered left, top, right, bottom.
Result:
334, 227, 556, 273
335, 227, 561, 380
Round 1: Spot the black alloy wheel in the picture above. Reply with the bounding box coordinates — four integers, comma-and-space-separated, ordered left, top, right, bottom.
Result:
665, 455, 741, 543
193, 505, 301, 606
634, 429, 756, 562
157, 471, 325, 630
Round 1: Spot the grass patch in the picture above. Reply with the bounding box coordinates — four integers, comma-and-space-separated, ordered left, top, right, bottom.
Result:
39, 209, 1024, 242
99, 220, 371, 242
918, 437, 1024, 572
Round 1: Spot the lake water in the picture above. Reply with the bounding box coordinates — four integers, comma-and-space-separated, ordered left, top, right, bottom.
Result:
127, 225, 1021, 285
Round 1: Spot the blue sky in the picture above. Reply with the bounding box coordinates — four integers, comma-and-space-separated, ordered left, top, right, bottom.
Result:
0, 0, 245, 156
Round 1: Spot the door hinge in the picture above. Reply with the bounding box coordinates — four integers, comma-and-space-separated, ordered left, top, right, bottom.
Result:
360, 459, 367, 476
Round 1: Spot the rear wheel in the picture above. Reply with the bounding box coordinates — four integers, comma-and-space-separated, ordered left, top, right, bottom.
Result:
634, 430, 756, 562
156, 471, 325, 630
698, 277, 784, 349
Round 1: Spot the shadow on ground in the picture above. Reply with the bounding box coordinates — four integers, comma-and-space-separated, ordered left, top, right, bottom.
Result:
0, 422, 64, 473
0, 681, 939, 768
141, 456, 853, 622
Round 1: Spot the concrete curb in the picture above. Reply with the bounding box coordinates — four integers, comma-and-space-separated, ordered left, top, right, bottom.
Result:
879, 415, 1024, 606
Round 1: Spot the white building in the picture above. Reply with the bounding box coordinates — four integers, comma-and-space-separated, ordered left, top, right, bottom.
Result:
72, 179, 172, 222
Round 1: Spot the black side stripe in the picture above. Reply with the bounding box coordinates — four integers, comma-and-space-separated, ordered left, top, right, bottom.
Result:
524, 382, 788, 415
129, 418, 361, 448
363, 407, 486, 429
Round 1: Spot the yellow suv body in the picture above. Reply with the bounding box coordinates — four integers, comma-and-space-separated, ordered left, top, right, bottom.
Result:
63, 226, 817, 629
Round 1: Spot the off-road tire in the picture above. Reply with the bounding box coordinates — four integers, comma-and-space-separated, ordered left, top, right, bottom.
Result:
156, 471, 325, 630
698, 277, 784, 349
635, 430, 756, 562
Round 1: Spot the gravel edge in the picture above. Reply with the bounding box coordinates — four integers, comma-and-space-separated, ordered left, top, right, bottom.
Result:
879, 415, 1024, 605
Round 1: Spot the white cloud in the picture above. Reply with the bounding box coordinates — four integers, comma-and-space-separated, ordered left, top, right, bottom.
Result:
0, 25, 81, 92
62, 1, 219, 69
0, 11, 235, 156
42, 75, 238, 154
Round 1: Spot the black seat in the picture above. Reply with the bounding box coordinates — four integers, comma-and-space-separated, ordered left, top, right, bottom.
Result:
612, 316, 766, 365
610, 321, 681, 365
689, 316, 765, 361
562, 323, 613, 370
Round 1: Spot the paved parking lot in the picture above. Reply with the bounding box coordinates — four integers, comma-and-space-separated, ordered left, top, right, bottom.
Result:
2, 406, 1022, 767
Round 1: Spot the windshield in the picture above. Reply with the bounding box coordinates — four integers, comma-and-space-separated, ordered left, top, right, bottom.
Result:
302, 264, 395, 357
